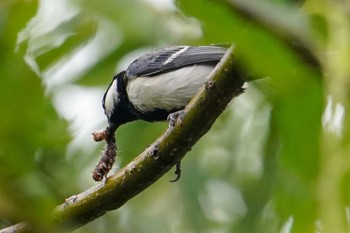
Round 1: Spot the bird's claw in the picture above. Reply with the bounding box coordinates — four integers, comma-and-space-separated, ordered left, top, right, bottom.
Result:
167, 110, 185, 131
169, 161, 181, 182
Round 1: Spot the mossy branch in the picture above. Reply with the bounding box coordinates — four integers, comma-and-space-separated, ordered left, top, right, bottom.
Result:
0, 46, 246, 233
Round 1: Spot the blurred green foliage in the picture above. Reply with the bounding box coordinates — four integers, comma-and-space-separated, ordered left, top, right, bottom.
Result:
1, 0, 350, 233
0, 1, 70, 231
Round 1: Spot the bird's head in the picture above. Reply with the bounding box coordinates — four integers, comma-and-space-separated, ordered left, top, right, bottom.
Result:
102, 71, 138, 134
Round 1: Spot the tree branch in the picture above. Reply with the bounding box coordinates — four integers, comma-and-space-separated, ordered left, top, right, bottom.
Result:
0, 45, 246, 232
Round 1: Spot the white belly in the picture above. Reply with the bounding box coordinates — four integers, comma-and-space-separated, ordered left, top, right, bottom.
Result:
126, 65, 214, 113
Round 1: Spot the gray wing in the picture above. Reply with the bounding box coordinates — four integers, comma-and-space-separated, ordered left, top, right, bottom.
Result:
126, 46, 227, 77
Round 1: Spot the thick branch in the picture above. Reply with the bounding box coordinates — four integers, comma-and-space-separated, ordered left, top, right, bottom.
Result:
1, 46, 246, 232
0, 223, 27, 233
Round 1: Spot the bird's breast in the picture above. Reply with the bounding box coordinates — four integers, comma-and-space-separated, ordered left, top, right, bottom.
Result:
126, 65, 214, 113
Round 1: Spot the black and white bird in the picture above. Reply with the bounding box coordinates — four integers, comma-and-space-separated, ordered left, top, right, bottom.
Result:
92, 45, 228, 181
102, 45, 227, 132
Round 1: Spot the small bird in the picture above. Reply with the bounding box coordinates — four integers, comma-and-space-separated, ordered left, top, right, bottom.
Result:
92, 45, 227, 181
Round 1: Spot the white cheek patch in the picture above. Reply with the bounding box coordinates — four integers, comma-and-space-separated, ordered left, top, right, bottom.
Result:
104, 79, 119, 117
126, 65, 214, 113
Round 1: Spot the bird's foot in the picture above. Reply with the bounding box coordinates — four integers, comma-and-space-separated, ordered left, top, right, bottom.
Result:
167, 110, 185, 131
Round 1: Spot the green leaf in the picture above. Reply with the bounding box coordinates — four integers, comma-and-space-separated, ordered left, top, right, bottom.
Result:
0, 0, 70, 230
177, 0, 323, 232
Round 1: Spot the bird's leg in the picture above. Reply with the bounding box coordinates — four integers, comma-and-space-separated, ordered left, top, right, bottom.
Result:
167, 110, 185, 131
169, 161, 181, 182
166, 110, 185, 181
